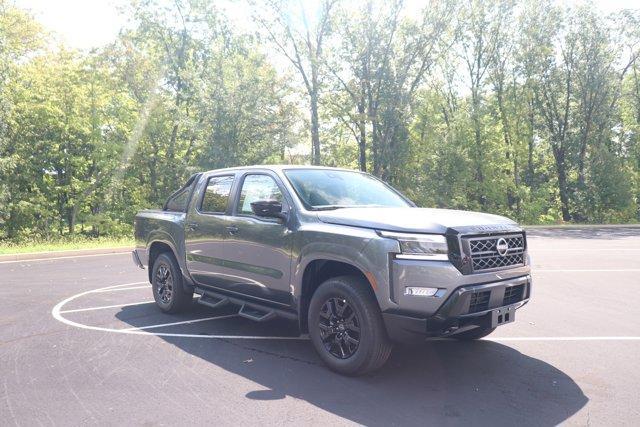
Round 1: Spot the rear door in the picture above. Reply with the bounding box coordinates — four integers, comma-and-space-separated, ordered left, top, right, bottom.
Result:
221, 171, 294, 305
184, 173, 238, 288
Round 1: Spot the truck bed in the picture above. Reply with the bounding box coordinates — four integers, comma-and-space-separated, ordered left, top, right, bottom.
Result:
134, 209, 187, 267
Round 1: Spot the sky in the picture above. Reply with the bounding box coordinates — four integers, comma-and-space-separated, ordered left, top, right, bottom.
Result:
16, 0, 128, 50
15, 0, 640, 51
15, 0, 253, 50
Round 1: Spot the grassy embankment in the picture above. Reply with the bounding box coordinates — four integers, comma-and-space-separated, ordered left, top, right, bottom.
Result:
2, 223, 639, 255
0, 236, 134, 255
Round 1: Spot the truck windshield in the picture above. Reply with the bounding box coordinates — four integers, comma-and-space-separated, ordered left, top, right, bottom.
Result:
284, 169, 412, 210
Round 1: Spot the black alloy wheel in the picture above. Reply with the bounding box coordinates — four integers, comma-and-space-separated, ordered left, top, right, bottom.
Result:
308, 275, 393, 375
155, 263, 173, 304
318, 297, 361, 359
151, 252, 193, 314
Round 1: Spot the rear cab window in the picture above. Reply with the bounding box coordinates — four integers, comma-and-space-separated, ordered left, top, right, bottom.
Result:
164, 174, 199, 212
200, 175, 235, 214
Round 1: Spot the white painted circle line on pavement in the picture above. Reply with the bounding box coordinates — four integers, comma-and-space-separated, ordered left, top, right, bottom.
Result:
534, 269, 640, 272
92, 285, 151, 293
59, 300, 154, 314
120, 314, 240, 331
485, 336, 640, 342
51, 282, 640, 343
0, 251, 129, 264
51, 283, 308, 340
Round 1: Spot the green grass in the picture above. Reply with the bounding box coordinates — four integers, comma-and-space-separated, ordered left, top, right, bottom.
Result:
524, 223, 640, 228
0, 236, 134, 255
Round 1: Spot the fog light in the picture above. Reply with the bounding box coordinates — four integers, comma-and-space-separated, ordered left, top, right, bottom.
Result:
404, 287, 439, 297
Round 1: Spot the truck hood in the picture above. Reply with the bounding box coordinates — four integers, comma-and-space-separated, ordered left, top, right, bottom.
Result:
315, 207, 520, 234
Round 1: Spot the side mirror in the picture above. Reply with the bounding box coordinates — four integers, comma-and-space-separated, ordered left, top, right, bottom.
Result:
250, 200, 287, 220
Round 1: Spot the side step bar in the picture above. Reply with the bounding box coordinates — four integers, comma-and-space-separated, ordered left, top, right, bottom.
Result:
238, 305, 276, 322
194, 287, 297, 322
197, 294, 230, 310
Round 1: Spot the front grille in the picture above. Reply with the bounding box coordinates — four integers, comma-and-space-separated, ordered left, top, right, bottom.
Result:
465, 233, 525, 272
503, 284, 525, 305
468, 291, 491, 313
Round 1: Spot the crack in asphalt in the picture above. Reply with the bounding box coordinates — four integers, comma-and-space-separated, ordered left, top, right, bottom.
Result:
217, 338, 320, 367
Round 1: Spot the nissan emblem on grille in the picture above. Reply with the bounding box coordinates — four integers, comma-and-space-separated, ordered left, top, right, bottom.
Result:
496, 238, 509, 256
464, 233, 526, 272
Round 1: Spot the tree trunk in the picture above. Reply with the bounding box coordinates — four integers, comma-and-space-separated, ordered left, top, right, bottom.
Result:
67, 204, 77, 235
358, 126, 366, 172
495, 85, 519, 210
473, 116, 485, 207
371, 116, 380, 176
577, 119, 592, 189
310, 91, 321, 165
526, 100, 535, 186
471, 85, 485, 207
168, 123, 179, 189
6, 207, 17, 239
357, 101, 367, 172
552, 146, 571, 222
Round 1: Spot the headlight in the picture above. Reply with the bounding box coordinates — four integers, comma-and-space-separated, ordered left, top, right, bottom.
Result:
378, 231, 449, 260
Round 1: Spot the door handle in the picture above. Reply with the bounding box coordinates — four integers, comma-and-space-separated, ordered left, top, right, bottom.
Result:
226, 225, 239, 235
186, 222, 199, 231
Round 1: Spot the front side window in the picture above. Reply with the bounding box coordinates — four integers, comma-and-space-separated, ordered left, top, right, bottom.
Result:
237, 174, 284, 215
284, 169, 411, 210
200, 175, 234, 213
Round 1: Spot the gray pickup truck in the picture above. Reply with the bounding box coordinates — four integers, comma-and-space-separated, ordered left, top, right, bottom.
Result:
133, 165, 531, 375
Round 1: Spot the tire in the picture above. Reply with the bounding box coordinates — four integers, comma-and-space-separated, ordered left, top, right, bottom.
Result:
452, 326, 496, 341
151, 252, 193, 314
308, 275, 393, 376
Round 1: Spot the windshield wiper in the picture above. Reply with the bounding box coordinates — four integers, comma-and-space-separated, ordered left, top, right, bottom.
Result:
313, 204, 389, 211
312, 205, 351, 211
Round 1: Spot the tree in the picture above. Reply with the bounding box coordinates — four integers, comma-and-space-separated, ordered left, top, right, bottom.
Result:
519, 3, 576, 221
458, 0, 515, 208
253, 0, 336, 165
2, 0, 640, 242
0, 2, 43, 238
324, 0, 403, 172
327, 0, 454, 182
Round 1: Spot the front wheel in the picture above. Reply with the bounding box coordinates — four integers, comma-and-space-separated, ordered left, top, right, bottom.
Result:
151, 252, 193, 313
308, 275, 392, 376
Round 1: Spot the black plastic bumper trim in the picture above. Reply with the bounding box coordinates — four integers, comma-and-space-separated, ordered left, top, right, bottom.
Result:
382, 312, 428, 344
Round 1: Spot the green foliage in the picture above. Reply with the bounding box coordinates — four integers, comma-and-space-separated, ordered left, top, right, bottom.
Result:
586, 145, 636, 222
0, 0, 300, 242
1, 0, 639, 245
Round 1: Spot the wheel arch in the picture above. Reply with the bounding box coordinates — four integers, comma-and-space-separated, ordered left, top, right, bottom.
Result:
298, 258, 377, 334
147, 240, 177, 283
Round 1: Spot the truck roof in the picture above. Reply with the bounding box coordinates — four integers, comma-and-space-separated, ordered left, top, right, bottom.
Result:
201, 165, 364, 175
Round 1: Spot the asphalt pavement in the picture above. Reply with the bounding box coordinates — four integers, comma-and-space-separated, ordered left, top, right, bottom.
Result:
1, 227, 639, 426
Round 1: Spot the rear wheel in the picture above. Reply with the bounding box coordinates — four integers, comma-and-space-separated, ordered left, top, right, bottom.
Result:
151, 252, 193, 313
452, 326, 496, 340
308, 275, 392, 376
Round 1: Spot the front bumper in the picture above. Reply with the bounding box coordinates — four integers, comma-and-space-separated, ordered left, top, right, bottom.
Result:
382, 275, 531, 342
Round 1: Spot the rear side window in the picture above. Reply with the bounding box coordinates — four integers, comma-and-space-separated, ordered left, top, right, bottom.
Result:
200, 175, 234, 214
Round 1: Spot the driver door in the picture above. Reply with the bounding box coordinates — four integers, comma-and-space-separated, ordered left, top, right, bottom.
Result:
221, 172, 294, 306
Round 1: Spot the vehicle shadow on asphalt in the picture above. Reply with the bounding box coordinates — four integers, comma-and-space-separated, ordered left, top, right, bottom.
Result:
116, 307, 588, 426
